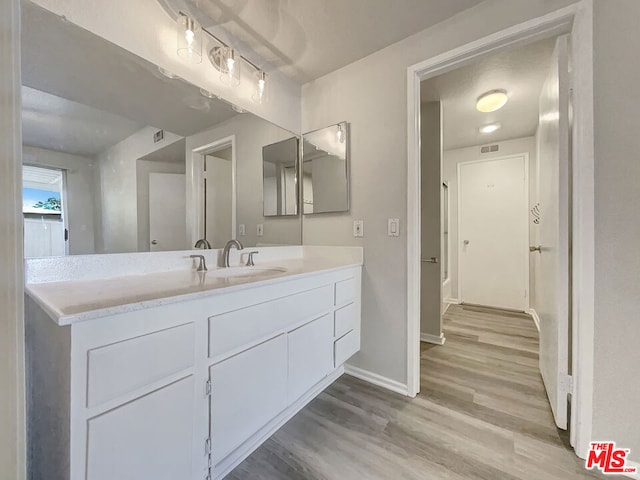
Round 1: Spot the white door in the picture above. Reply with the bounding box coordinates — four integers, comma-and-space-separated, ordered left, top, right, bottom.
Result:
536, 35, 571, 430
205, 155, 232, 248
149, 173, 186, 251
459, 155, 528, 310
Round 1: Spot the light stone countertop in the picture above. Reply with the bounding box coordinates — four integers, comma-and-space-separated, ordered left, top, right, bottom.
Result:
26, 256, 362, 326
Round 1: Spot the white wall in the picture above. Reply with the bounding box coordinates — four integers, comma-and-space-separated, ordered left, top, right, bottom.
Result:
30, 0, 301, 134
301, 0, 576, 384
22, 146, 98, 255
96, 126, 182, 253
186, 114, 302, 248
0, 0, 25, 477
592, 0, 640, 457
136, 159, 186, 252
442, 136, 537, 303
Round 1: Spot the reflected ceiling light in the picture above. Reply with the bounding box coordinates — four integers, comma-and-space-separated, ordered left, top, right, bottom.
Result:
479, 123, 501, 134
199, 88, 218, 99
158, 67, 180, 79
476, 89, 508, 112
176, 15, 202, 63
252, 70, 269, 104
336, 124, 345, 143
231, 104, 246, 114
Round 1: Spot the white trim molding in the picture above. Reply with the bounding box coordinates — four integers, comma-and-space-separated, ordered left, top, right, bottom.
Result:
444, 297, 461, 305
407, 0, 595, 458
0, 0, 26, 478
526, 308, 541, 332
420, 333, 446, 346
622, 461, 640, 480
344, 365, 409, 397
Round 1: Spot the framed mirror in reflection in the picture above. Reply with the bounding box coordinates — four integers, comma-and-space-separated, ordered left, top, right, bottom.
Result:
302, 122, 349, 214
20, 1, 302, 257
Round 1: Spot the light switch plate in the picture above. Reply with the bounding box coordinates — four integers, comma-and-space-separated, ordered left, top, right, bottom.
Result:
257, 224, 264, 237
388, 218, 400, 237
238, 224, 246, 236
353, 220, 364, 238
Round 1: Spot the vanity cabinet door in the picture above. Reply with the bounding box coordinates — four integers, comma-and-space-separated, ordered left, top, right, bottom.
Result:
86, 376, 195, 480
210, 334, 288, 464
287, 314, 333, 403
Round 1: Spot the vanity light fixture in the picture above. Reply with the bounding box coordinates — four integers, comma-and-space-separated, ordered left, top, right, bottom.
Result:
158, 67, 180, 79
476, 89, 508, 112
479, 123, 501, 134
252, 70, 269, 104
176, 12, 269, 104
336, 124, 345, 143
176, 15, 202, 63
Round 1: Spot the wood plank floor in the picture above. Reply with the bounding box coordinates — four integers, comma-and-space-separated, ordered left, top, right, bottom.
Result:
227, 304, 603, 479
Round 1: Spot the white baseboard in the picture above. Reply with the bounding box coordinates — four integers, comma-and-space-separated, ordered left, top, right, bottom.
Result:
526, 308, 541, 332
444, 297, 461, 304
420, 332, 446, 345
214, 366, 344, 479
344, 364, 409, 396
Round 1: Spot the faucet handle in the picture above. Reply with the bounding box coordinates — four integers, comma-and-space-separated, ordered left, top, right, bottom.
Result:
245, 251, 259, 266
189, 254, 208, 272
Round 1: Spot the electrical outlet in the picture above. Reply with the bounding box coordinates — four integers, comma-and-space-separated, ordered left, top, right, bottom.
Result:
353, 220, 364, 238
238, 224, 246, 236
257, 224, 264, 237
388, 218, 400, 237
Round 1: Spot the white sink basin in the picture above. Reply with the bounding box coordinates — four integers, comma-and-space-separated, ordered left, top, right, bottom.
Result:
210, 266, 288, 279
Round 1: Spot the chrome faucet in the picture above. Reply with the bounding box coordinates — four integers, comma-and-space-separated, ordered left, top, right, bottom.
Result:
221, 239, 244, 267
195, 238, 212, 249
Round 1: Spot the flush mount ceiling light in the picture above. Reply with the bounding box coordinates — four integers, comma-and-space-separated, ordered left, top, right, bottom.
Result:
176, 12, 269, 104
479, 123, 501, 134
476, 89, 508, 113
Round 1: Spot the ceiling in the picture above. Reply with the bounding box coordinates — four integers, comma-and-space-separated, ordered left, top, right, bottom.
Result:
421, 37, 557, 151
22, 86, 144, 157
164, 0, 485, 83
21, 1, 246, 157
138, 139, 187, 164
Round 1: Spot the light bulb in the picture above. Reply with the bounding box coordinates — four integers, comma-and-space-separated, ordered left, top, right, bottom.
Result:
185, 29, 194, 47
337, 124, 345, 143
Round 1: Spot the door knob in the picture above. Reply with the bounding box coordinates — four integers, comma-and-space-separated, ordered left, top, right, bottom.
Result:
463, 240, 470, 245
529, 245, 542, 252
421, 257, 438, 263
151, 240, 158, 245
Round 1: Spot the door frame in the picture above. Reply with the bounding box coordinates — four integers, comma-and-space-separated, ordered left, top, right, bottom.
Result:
406, 1, 595, 459
456, 153, 530, 310
188, 135, 237, 247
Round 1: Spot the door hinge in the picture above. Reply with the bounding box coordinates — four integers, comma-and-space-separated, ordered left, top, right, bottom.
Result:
205, 438, 212, 455
204, 379, 212, 397
560, 374, 573, 396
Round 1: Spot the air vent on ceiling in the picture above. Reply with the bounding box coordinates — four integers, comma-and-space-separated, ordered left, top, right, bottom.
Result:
480, 144, 499, 154
153, 130, 164, 144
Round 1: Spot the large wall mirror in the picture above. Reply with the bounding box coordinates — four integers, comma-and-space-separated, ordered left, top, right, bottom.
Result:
302, 122, 349, 214
20, 1, 301, 256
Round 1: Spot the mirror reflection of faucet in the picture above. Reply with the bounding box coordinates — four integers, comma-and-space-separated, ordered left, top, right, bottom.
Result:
194, 238, 212, 249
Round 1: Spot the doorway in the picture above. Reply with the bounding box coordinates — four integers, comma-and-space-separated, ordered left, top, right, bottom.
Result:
22, 164, 67, 257
408, 8, 594, 459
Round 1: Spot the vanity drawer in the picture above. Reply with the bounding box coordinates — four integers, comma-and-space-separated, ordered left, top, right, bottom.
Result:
334, 302, 358, 338
87, 323, 195, 408
209, 285, 333, 360
334, 330, 360, 368
335, 277, 358, 306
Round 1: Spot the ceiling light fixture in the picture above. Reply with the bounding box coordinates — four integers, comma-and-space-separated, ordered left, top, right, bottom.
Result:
479, 123, 501, 134
176, 15, 202, 63
476, 89, 508, 113
177, 12, 269, 104
199, 88, 218, 99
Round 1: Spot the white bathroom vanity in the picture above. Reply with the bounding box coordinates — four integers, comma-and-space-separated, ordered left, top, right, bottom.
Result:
25, 246, 362, 480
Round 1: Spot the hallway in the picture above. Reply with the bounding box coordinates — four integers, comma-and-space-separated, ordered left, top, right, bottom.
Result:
229, 305, 602, 479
